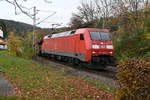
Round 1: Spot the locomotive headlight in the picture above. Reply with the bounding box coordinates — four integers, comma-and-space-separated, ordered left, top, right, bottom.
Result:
92, 45, 100, 49
109, 51, 113, 54
106, 45, 113, 49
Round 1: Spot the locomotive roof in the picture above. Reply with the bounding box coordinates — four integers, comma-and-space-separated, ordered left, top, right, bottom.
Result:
43, 28, 109, 39
43, 30, 75, 39
77, 28, 109, 32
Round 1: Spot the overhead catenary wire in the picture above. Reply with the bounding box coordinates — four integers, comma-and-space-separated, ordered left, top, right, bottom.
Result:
36, 12, 56, 25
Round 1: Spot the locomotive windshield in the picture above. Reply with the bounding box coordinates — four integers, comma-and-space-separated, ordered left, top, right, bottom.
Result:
90, 32, 111, 40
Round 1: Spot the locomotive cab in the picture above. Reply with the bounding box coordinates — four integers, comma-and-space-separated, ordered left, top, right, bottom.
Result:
88, 30, 116, 66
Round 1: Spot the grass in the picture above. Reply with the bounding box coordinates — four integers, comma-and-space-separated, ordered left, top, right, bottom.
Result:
83, 78, 116, 93
0, 51, 114, 100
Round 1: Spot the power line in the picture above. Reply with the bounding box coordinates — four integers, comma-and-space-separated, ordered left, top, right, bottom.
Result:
38, 10, 55, 13
36, 12, 56, 25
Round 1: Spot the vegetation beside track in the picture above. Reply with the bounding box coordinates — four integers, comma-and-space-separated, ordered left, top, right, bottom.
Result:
116, 57, 150, 100
0, 51, 114, 100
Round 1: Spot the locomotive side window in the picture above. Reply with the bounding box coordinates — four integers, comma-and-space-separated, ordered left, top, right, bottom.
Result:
48, 35, 52, 38
70, 30, 76, 34
51, 30, 76, 38
80, 34, 84, 40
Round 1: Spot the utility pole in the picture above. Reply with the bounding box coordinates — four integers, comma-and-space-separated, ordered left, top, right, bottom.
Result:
33, 6, 36, 50
102, 18, 105, 29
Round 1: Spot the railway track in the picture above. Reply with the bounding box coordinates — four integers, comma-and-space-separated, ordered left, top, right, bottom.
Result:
34, 56, 120, 88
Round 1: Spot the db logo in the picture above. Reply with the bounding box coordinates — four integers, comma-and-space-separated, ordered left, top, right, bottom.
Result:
100, 45, 105, 48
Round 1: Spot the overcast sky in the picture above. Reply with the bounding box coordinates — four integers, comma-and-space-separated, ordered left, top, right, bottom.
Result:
0, 0, 82, 28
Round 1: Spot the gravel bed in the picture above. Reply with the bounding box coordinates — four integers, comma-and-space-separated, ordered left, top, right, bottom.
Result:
35, 57, 120, 88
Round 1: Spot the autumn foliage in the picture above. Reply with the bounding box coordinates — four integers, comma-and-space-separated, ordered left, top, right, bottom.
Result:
7, 32, 35, 58
116, 57, 150, 100
7, 32, 23, 57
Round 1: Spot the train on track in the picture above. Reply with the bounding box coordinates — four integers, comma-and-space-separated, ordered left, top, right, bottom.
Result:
39, 28, 116, 68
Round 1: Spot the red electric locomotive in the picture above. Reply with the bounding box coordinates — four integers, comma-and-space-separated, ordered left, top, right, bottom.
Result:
41, 28, 115, 68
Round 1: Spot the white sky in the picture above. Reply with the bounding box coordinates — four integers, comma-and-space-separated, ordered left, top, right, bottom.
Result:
0, 0, 81, 28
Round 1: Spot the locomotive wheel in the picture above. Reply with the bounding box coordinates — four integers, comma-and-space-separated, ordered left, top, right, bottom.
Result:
73, 58, 80, 66
61, 56, 68, 62
47, 54, 52, 59
68, 57, 75, 66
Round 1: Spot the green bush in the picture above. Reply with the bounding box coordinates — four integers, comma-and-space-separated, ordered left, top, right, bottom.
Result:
7, 32, 23, 57
22, 33, 36, 59
7, 32, 35, 59
116, 57, 150, 100
113, 30, 150, 61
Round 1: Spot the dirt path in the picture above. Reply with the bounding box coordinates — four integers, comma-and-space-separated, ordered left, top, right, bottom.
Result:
0, 76, 15, 96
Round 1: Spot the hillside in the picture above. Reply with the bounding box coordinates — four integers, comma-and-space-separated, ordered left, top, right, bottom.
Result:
0, 19, 41, 36
0, 19, 70, 37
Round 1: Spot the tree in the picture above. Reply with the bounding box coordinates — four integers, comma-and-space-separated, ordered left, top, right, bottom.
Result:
69, 1, 97, 28
69, 0, 116, 29
78, 1, 96, 23
69, 14, 84, 29
0, 0, 52, 19
112, 0, 149, 33
94, 0, 114, 28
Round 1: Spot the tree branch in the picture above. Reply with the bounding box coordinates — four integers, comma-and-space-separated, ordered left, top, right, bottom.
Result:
13, 0, 33, 19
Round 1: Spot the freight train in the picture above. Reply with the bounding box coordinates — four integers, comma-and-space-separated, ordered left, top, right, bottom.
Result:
40, 28, 116, 68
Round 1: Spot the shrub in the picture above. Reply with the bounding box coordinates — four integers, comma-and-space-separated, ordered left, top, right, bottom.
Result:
21, 33, 36, 59
7, 32, 35, 59
7, 32, 23, 57
113, 30, 150, 61
115, 57, 150, 100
